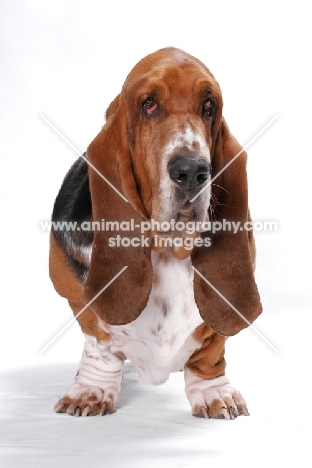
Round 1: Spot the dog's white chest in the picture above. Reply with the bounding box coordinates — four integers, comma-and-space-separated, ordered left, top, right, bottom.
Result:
108, 251, 203, 385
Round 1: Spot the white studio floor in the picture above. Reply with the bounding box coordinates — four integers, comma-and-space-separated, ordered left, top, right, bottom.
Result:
0, 306, 309, 468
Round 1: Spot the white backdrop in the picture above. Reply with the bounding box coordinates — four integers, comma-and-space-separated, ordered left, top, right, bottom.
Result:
1, 1, 311, 467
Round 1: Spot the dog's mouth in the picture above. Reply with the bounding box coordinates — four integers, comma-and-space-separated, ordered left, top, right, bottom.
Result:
151, 195, 210, 258
178, 200, 195, 221
152, 200, 208, 238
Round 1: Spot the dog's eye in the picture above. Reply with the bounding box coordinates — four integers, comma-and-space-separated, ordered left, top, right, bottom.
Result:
202, 98, 216, 119
142, 98, 159, 117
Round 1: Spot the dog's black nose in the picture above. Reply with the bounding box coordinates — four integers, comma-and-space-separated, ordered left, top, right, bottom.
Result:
168, 157, 211, 192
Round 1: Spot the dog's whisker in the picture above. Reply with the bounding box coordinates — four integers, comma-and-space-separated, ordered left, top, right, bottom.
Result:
212, 183, 230, 195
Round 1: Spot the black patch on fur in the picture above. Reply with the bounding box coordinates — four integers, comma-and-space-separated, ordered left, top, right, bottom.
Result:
52, 155, 93, 281
68, 257, 89, 282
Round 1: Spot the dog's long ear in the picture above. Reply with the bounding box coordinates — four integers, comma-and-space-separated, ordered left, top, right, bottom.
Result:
192, 118, 262, 336
83, 96, 153, 325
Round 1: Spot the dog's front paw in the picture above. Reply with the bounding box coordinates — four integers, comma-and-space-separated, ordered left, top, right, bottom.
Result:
184, 369, 249, 420
54, 383, 117, 417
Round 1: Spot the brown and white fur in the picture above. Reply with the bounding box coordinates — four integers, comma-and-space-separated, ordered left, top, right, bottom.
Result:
50, 47, 262, 419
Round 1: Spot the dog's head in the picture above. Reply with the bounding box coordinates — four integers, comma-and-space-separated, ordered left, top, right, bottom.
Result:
121, 48, 222, 233
84, 47, 262, 335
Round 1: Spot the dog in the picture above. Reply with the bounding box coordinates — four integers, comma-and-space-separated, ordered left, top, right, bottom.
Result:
49, 47, 262, 419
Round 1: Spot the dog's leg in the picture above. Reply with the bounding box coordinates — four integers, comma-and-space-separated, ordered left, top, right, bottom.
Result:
50, 236, 124, 416
54, 335, 124, 416
184, 325, 249, 419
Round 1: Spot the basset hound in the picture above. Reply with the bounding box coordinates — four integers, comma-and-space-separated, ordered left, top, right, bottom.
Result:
50, 47, 262, 419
